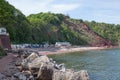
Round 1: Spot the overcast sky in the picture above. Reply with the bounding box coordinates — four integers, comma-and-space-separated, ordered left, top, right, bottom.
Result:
6, 0, 120, 24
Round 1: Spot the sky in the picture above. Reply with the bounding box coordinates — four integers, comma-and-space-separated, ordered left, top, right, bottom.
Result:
6, 0, 120, 24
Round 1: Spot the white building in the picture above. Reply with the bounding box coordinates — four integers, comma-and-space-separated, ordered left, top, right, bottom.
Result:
0, 27, 9, 35
55, 42, 71, 47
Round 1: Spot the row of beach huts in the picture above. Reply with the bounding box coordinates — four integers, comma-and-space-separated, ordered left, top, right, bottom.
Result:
0, 27, 71, 50
11, 42, 71, 49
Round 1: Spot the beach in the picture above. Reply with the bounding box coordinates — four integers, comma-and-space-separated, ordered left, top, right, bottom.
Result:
38, 46, 108, 55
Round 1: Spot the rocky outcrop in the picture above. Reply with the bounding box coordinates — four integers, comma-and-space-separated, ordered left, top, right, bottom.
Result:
53, 69, 89, 80
14, 52, 89, 80
64, 18, 114, 47
81, 23, 113, 47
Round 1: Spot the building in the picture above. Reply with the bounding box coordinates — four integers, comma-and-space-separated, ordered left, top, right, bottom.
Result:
0, 28, 11, 49
55, 42, 71, 47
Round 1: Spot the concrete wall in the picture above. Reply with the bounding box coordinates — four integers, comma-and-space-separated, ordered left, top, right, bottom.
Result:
0, 35, 11, 49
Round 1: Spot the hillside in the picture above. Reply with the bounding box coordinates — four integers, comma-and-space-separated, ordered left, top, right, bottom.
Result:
0, 0, 32, 43
0, 0, 119, 46
27, 13, 114, 46
85, 21, 120, 45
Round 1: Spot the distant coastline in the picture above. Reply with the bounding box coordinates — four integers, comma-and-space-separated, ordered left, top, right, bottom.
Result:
38, 46, 110, 55
12, 45, 117, 56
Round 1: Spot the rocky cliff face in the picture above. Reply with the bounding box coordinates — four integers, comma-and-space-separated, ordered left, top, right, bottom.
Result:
81, 23, 113, 47
64, 17, 114, 47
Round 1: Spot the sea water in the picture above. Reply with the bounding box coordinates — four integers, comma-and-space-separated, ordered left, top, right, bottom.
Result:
49, 48, 120, 80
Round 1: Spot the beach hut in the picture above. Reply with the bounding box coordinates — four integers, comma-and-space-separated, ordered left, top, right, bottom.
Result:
55, 42, 71, 47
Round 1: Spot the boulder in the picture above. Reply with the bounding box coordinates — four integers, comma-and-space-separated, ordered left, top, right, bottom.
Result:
37, 63, 76, 80
37, 62, 54, 80
19, 74, 27, 80
53, 69, 89, 80
15, 60, 21, 66
14, 71, 34, 80
0, 73, 5, 80
21, 54, 50, 72
28, 57, 49, 70
25, 52, 39, 62
18, 52, 89, 80
73, 70, 89, 80
53, 69, 74, 80
21, 52, 39, 70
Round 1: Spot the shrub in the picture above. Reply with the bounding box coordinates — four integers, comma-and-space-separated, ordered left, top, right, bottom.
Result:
0, 46, 7, 56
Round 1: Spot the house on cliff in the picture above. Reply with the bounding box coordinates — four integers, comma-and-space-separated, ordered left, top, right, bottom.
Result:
0, 28, 11, 49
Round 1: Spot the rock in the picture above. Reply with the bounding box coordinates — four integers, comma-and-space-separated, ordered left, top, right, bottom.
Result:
17, 52, 90, 80
53, 69, 89, 80
28, 58, 44, 72
37, 62, 54, 80
14, 72, 21, 78
11, 76, 18, 80
17, 66, 23, 71
21, 59, 29, 70
21, 55, 50, 71
73, 70, 89, 80
19, 74, 27, 80
3, 68, 18, 77
15, 60, 21, 66
25, 52, 39, 62
53, 70, 65, 80
39, 55, 50, 63
22, 71, 32, 77
64, 69, 74, 80
4, 71, 13, 77
53, 69, 74, 80
14, 72, 33, 80
21, 52, 39, 70
28, 75, 35, 80
36, 62, 89, 80
58, 63, 66, 72
0, 73, 5, 79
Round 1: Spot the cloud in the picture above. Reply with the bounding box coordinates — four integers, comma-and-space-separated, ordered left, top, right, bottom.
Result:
75, 0, 120, 24
6, 0, 81, 16
6, 0, 54, 15
91, 13, 120, 24
6, 0, 120, 24
50, 4, 80, 13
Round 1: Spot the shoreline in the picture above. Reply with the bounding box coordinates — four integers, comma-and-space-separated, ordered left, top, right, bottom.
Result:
39, 46, 109, 55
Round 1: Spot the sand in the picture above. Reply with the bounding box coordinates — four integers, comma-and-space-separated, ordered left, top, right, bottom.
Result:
39, 46, 108, 55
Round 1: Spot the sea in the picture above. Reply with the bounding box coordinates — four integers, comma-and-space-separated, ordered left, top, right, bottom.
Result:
49, 48, 120, 80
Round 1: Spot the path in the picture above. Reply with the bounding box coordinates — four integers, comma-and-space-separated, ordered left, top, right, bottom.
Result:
0, 53, 15, 73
